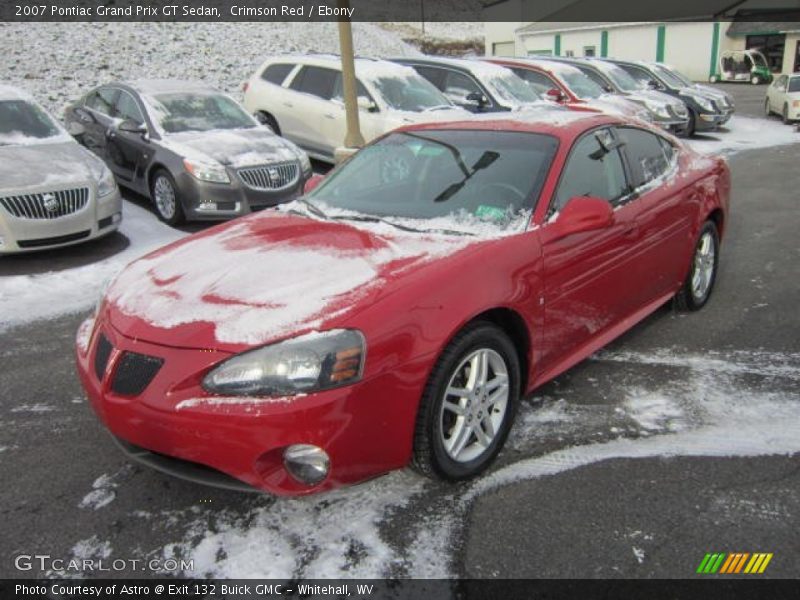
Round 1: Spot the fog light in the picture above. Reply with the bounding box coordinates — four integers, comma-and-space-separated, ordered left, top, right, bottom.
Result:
283, 444, 329, 485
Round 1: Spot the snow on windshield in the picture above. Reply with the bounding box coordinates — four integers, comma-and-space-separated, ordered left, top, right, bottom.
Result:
0, 99, 72, 146
143, 91, 257, 134
358, 62, 452, 112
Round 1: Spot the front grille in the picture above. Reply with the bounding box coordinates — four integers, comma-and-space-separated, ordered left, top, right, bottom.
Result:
94, 334, 113, 381
17, 230, 91, 248
237, 162, 299, 191
0, 187, 89, 219
111, 351, 164, 396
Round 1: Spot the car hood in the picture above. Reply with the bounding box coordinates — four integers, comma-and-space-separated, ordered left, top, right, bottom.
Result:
586, 95, 646, 118
159, 128, 303, 168
389, 106, 473, 124
0, 140, 103, 191
105, 209, 486, 352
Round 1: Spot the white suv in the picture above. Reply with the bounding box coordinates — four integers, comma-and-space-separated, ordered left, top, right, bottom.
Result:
243, 55, 470, 163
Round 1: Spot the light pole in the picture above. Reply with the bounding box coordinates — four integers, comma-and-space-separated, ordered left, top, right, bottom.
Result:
335, 0, 365, 163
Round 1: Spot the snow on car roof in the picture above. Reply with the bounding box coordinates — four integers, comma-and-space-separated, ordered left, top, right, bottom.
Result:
125, 79, 219, 95
0, 84, 33, 102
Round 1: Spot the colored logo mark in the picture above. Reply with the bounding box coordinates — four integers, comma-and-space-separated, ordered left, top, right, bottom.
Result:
696, 552, 773, 574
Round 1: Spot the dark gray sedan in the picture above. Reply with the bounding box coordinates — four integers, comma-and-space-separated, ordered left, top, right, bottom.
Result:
65, 80, 312, 225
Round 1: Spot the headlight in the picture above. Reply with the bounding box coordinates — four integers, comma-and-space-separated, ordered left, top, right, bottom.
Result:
298, 151, 312, 174
183, 158, 230, 184
690, 94, 714, 112
202, 329, 366, 397
644, 100, 670, 119
97, 164, 117, 197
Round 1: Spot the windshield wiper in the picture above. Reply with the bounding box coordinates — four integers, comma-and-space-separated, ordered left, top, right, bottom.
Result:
423, 105, 455, 112
294, 197, 328, 220
331, 214, 474, 236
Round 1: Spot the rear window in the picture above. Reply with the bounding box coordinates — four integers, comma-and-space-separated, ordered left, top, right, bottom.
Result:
289, 66, 338, 100
261, 63, 294, 86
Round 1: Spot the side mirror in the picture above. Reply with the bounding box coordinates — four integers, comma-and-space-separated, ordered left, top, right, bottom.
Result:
304, 173, 324, 194
118, 119, 147, 135
357, 96, 378, 112
67, 120, 86, 137
73, 107, 96, 124
549, 196, 614, 240
646, 80, 660, 90
465, 91, 488, 107
545, 88, 566, 103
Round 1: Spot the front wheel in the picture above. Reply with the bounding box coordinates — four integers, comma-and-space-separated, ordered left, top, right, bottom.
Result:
675, 221, 720, 311
255, 111, 281, 135
150, 169, 185, 226
764, 98, 772, 117
412, 322, 521, 481
709, 74, 719, 83
751, 74, 761, 85
783, 104, 792, 124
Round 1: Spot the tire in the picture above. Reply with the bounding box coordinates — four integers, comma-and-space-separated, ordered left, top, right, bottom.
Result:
412, 321, 521, 481
255, 111, 280, 135
783, 104, 792, 125
764, 98, 772, 117
150, 169, 185, 226
751, 74, 761, 85
686, 109, 697, 137
709, 75, 719, 83
675, 221, 720, 311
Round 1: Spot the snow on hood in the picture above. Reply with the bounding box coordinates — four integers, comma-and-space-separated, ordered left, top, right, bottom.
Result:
0, 141, 104, 190
106, 212, 480, 348
587, 95, 644, 118
159, 127, 303, 168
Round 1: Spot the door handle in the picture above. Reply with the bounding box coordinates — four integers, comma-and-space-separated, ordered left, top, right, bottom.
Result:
283, 102, 294, 108
324, 113, 335, 119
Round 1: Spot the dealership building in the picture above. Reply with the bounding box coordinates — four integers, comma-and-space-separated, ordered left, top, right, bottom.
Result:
485, 16, 800, 82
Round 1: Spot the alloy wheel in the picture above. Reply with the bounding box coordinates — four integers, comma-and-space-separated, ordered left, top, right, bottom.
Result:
153, 175, 177, 220
439, 348, 510, 463
691, 230, 716, 302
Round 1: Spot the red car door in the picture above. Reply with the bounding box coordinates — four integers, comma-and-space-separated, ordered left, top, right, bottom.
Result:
537, 128, 644, 381
616, 126, 695, 302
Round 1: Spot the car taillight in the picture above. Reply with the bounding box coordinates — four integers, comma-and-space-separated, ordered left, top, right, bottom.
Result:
242, 81, 249, 93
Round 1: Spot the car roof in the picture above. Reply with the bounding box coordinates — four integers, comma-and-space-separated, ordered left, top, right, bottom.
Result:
489, 57, 585, 78
119, 79, 221, 95
395, 105, 622, 139
0, 84, 33, 102
262, 54, 420, 80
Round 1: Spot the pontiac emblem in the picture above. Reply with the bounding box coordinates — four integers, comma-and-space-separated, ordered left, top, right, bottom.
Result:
42, 193, 59, 213
267, 167, 280, 184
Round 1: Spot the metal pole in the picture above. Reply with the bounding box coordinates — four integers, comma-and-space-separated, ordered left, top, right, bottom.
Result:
337, 0, 364, 154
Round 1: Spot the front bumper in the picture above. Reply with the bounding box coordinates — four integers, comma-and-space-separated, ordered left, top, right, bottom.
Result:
694, 111, 729, 131
75, 317, 427, 495
174, 167, 310, 222
0, 189, 122, 254
653, 116, 691, 136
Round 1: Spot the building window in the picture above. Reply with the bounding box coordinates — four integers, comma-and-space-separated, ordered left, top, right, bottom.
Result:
584, 46, 596, 57
746, 34, 786, 72
527, 49, 553, 56
565, 50, 575, 57
492, 42, 515, 57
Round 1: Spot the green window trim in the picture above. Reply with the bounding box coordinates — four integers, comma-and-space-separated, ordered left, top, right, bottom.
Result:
656, 25, 666, 62
601, 30, 609, 57
555, 34, 561, 57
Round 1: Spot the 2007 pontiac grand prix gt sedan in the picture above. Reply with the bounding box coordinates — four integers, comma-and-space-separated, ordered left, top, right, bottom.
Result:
76, 108, 730, 495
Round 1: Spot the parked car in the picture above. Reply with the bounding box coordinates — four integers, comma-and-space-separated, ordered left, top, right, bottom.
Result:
0, 85, 121, 254
487, 57, 652, 122
243, 55, 469, 163
652, 62, 736, 111
392, 56, 545, 112
606, 59, 734, 135
711, 49, 773, 85
765, 73, 800, 123
65, 80, 311, 225
545, 56, 691, 135
77, 108, 730, 495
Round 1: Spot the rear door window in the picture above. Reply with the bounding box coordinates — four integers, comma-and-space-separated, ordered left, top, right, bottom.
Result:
261, 63, 295, 86
288, 66, 338, 100
617, 127, 673, 188
85, 88, 119, 117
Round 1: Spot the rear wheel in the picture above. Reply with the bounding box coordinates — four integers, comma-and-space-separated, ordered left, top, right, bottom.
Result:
412, 322, 521, 481
255, 111, 281, 135
675, 221, 720, 311
751, 74, 761, 85
150, 169, 185, 226
783, 104, 792, 124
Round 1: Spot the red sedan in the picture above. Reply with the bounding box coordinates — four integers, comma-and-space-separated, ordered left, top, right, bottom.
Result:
76, 108, 729, 495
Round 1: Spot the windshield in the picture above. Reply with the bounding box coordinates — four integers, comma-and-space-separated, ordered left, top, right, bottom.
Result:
0, 99, 63, 145
659, 65, 693, 87
146, 92, 257, 133
369, 73, 453, 111
306, 130, 558, 235
484, 72, 541, 104
651, 65, 687, 89
557, 69, 605, 99
594, 62, 641, 92
752, 52, 768, 68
